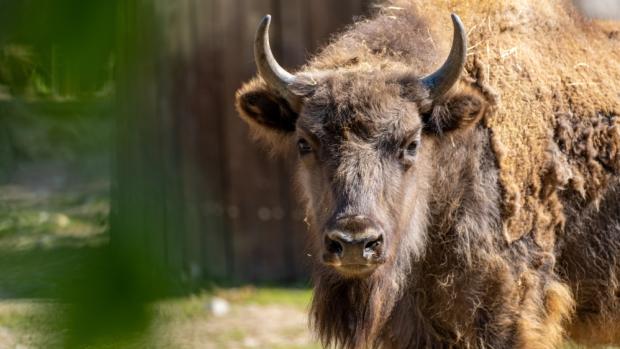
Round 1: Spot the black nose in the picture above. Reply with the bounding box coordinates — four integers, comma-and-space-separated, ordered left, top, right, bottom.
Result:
323, 216, 385, 267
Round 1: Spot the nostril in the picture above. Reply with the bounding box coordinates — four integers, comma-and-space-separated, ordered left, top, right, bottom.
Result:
364, 235, 383, 252
326, 236, 344, 255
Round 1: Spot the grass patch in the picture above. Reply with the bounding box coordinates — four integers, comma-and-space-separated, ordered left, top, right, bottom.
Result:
215, 286, 312, 309
0, 300, 59, 347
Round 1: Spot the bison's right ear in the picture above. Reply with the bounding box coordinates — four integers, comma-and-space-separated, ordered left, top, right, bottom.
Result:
422, 87, 487, 134
235, 78, 299, 152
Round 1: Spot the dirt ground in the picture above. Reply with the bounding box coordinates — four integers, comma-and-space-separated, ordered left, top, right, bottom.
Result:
153, 288, 319, 349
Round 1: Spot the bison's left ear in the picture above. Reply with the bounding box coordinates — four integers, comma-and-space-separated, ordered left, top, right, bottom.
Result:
236, 77, 298, 133
422, 88, 487, 135
235, 77, 299, 153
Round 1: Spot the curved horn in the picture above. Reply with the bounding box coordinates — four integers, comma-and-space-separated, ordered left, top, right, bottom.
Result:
254, 15, 301, 108
421, 13, 467, 99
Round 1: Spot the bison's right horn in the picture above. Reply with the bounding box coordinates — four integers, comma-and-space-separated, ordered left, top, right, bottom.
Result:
254, 15, 302, 109
421, 13, 467, 99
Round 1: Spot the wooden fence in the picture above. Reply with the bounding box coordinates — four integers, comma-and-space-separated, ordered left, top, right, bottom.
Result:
114, 0, 372, 283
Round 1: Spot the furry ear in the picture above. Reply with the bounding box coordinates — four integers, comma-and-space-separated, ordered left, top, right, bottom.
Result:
235, 78, 299, 152
423, 87, 487, 135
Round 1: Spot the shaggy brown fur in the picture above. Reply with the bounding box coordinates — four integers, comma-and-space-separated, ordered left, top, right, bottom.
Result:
235, 0, 619, 348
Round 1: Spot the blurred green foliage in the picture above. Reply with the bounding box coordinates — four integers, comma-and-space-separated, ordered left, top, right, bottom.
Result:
0, 0, 117, 98
0, 1, 178, 348
56, 244, 172, 348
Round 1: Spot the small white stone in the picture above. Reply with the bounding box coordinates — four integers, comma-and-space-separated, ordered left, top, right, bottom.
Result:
209, 297, 230, 317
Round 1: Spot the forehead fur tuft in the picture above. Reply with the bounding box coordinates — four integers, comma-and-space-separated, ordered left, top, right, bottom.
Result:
298, 71, 428, 140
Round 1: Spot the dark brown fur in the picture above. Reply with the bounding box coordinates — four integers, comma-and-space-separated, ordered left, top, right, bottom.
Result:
235, 2, 618, 348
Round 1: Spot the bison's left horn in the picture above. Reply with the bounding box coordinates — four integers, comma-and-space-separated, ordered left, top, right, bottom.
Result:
421, 13, 467, 99
254, 15, 302, 109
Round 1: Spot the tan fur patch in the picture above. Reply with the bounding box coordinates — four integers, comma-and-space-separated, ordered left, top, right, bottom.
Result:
515, 274, 575, 349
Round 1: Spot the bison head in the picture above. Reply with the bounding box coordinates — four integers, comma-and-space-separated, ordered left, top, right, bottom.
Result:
236, 14, 486, 279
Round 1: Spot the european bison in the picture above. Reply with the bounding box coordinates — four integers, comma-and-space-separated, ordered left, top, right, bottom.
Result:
235, 1, 620, 348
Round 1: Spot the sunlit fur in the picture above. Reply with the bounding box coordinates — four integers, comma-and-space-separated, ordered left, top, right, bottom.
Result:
234, 2, 620, 348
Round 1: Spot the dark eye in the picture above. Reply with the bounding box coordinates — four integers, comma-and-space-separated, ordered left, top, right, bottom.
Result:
405, 140, 418, 155
400, 134, 420, 166
297, 138, 313, 155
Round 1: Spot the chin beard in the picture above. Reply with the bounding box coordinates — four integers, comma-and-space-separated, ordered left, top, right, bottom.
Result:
310, 256, 409, 349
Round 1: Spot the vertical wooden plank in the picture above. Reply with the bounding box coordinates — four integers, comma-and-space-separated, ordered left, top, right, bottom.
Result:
305, 0, 370, 52
160, 0, 238, 281
276, 0, 306, 68
176, 0, 232, 280
222, 0, 291, 282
